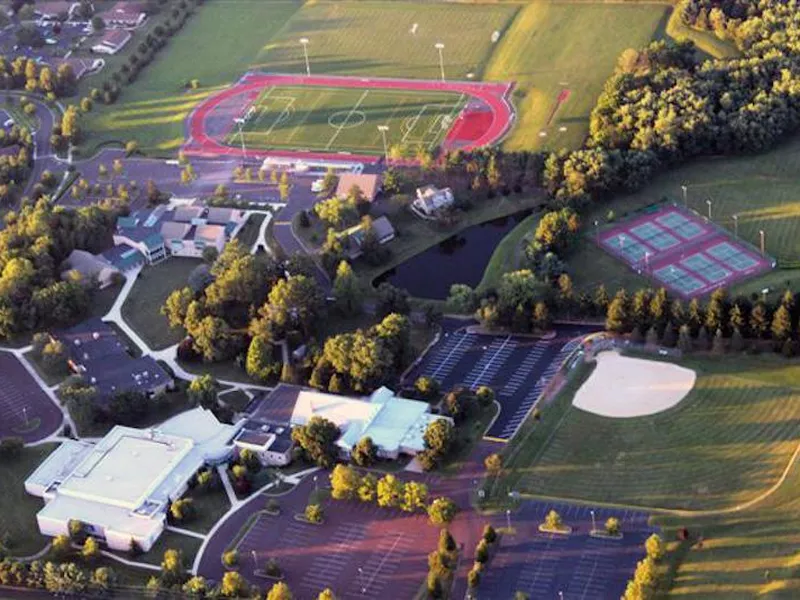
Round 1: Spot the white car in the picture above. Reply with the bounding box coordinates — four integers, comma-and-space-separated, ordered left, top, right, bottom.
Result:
311, 179, 325, 193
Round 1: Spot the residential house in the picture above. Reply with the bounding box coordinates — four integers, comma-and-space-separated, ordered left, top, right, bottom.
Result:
98, 1, 147, 28
338, 215, 396, 259
34, 0, 77, 21
60, 249, 121, 289
91, 28, 132, 54
335, 173, 381, 203
413, 185, 455, 217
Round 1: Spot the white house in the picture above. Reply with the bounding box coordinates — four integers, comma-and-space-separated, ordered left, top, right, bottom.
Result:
25, 408, 241, 552
413, 185, 455, 217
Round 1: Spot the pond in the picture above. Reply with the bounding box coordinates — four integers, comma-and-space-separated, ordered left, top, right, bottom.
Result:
374, 210, 533, 300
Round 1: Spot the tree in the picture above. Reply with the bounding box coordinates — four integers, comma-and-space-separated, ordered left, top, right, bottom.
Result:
292, 416, 339, 467
677, 324, 692, 353
422, 419, 454, 468
377, 474, 403, 508
352, 436, 377, 467
474, 540, 489, 563
333, 260, 361, 316
645, 533, 665, 561
267, 581, 293, 600
475, 385, 495, 407
219, 570, 249, 597
256, 275, 325, 340
330, 464, 362, 500
533, 302, 551, 331
771, 304, 792, 341
543, 510, 563, 531
483, 524, 497, 543
358, 473, 377, 503
187, 374, 219, 409
305, 503, 324, 524
90, 566, 117, 593
52, 534, 71, 557
182, 575, 208, 596
484, 453, 503, 475
606, 291, 630, 333
750, 302, 769, 338
468, 567, 481, 589
605, 517, 621, 536
318, 589, 337, 600
374, 282, 410, 319
439, 529, 457, 553
81, 537, 99, 561
415, 376, 440, 402
160, 548, 186, 588
61, 105, 80, 141
246, 335, 279, 382
400, 481, 429, 512
428, 497, 458, 526
170, 498, 196, 523
222, 549, 239, 568
314, 197, 355, 229
447, 284, 477, 314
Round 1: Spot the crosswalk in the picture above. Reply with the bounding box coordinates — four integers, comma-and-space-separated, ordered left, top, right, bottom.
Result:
462, 335, 515, 389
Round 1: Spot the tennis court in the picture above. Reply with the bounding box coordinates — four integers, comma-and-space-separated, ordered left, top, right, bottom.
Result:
598, 205, 772, 298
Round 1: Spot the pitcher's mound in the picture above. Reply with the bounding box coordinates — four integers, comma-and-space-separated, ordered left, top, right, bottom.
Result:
574, 351, 695, 418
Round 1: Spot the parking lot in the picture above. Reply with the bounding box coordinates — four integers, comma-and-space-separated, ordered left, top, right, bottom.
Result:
406, 325, 596, 440
233, 495, 437, 599
481, 501, 655, 599
0, 351, 63, 442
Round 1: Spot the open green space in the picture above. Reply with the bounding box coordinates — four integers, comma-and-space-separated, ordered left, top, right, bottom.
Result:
496, 353, 800, 513
484, 2, 668, 151
23, 349, 69, 387
82, 0, 303, 154
219, 389, 252, 412
180, 486, 231, 535
257, 1, 518, 81
121, 258, 202, 350
235, 212, 266, 249
563, 134, 800, 298
233, 85, 466, 154
0, 444, 57, 556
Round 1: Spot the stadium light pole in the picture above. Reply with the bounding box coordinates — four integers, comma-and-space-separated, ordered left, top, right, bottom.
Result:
760, 229, 765, 255
681, 184, 688, 207
706, 198, 712, 220
299, 37, 311, 76
733, 214, 739, 239
590, 509, 596, 534
233, 117, 247, 166
377, 125, 390, 162
506, 509, 511, 531
434, 42, 446, 82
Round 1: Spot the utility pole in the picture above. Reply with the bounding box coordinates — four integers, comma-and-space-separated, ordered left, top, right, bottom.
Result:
434, 42, 445, 82
300, 38, 311, 76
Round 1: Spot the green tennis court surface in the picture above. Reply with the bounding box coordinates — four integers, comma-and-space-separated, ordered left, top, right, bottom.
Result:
228, 85, 467, 154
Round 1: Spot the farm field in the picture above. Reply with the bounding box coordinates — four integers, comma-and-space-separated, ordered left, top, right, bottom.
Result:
563, 134, 800, 297
497, 353, 800, 512
484, 2, 668, 151
82, 0, 303, 154
233, 85, 466, 154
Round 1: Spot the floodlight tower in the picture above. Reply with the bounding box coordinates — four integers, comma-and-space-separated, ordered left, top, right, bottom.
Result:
233, 117, 247, 166
377, 125, 390, 162
434, 42, 446, 82
300, 37, 311, 76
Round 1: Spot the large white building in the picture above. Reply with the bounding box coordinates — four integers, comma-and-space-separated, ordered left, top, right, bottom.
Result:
290, 386, 452, 459
25, 408, 241, 552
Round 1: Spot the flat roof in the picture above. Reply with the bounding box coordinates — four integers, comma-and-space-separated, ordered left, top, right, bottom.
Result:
60, 430, 193, 510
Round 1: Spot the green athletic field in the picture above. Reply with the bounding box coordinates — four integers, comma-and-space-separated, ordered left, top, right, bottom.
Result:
484, 2, 669, 151
229, 85, 467, 154
495, 353, 800, 512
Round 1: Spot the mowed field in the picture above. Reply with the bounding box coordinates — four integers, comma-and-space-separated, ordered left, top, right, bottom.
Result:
83, 0, 515, 154
563, 135, 800, 297
499, 353, 800, 512
233, 85, 466, 153
484, 2, 668, 151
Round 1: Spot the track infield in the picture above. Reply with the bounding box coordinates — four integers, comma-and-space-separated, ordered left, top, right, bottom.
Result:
186, 73, 515, 163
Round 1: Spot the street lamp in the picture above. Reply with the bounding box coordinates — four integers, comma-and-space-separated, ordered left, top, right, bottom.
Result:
313, 474, 318, 493
506, 508, 511, 531
760, 230, 766, 255
22, 406, 28, 427
377, 125, 389, 162
594, 220, 599, 244
434, 42, 445, 82
706, 198, 712, 220
358, 566, 366, 594
681, 184, 688, 207
733, 214, 739, 239
299, 38, 311, 76
233, 117, 247, 165
590, 510, 597, 534
251, 550, 257, 571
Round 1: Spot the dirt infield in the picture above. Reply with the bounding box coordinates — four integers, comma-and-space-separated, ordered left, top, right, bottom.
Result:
184, 72, 515, 164
574, 350, 695, 418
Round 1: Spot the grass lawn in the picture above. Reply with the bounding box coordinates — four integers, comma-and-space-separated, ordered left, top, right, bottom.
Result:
235, 85, 466, 154
22, 349, 69, 387
257, 1, 518, 81
484, 2, 668, 152
494, 353, 800, 512
235, 212, 266, 249
477, 212, 538, 293
443, 402, 499, 475
177, 358, 256, 385
219, 389, 252, 412
565, 134, 800, 297
89, 283, 123, 319
0, 444, 57, 556
121, 530, 203, 568
82, 0, 304, 154
121, 258, 202, 350
181, 486, 231, 535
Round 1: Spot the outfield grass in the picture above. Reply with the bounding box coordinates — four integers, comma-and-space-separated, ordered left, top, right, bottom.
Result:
566, 135, 800, 296
121, 259, 202, 350
256, 1, 519, 81
0, 444, 57, 556
484, 2, 667, 151
235, 85, 465, 154
82, 1, 303, 154
499, 353, 800, 513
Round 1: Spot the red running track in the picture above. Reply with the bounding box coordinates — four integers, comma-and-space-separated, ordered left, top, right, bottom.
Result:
184, 72, 515, 164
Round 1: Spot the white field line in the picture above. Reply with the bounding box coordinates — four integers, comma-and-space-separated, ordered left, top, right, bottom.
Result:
257, 96, 297, 142
368, 95, 410, 147
363, 533, 403, 593
430, 93, 466, 149
469, 335, 513, 388
247, 86, 276, 131
400, 103, 429, 145
430, 333, 472, 380
325, 89, 370, 150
